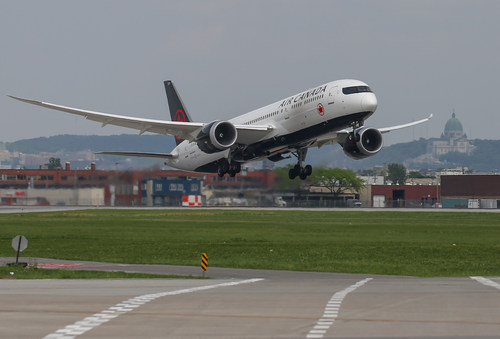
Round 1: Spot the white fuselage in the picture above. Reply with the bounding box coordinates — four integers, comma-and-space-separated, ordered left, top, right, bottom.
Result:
166, 79, 378, 172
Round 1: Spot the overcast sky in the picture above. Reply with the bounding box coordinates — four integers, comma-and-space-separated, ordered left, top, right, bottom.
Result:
2, 1, 499, 145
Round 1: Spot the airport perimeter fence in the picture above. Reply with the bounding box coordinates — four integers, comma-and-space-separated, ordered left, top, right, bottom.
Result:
281, 199, 438, 209
2, 194, 500, 210
282, 199, 500, 209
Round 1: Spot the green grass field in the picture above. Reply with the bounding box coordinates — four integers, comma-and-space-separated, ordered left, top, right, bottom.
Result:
1, 209, 499, 277
0, 265, 201, 279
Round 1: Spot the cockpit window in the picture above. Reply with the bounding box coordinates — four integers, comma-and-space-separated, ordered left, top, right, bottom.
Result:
342, 86, 372, 95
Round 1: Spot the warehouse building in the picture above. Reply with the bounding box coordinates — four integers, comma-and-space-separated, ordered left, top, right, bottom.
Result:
441, 175, 500, 209
370, 184, 440, 208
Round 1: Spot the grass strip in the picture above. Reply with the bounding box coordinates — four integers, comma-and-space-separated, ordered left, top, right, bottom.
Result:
1, 209, 499, 277
0, 265, 202, 279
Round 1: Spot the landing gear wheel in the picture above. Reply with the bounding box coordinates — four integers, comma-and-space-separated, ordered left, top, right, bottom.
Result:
227, 162, 241, 177
230, 162, 241, 173
299, 168, 308, 180
217, 168, 225, 177
217, 159, 229, 177
218, 160, 241, 178
289, 164, 312, 180
289, 164, 301, 180
304, 165, 312, 176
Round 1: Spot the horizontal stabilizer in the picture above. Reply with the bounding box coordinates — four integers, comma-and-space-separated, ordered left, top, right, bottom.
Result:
96, 151, 176, 159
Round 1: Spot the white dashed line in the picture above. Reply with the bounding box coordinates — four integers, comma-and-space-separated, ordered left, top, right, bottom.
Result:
42, 278, 264, 339
306, 277, 372, 339
470, 276, 500, 291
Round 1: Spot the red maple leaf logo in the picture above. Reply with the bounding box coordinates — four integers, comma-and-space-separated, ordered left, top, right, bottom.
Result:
317, 103, 324, 116
174, 109, 186, 122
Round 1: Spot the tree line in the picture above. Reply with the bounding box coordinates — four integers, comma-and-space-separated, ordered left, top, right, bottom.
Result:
274, 163, 415, 197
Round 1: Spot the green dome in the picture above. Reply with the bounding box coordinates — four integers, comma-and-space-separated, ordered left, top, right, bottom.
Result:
444, 112, 463, 133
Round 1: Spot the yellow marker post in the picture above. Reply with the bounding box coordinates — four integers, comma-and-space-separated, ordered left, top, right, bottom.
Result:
201, 253, 208, 277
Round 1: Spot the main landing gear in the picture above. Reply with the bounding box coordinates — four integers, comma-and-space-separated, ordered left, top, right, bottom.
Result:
288, 148, 313, 180
217, 159, 241, 177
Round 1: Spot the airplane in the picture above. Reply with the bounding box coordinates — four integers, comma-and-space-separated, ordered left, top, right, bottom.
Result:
9, 79, 431, 180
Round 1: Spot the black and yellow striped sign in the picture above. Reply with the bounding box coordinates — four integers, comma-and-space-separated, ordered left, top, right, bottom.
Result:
201, 253, 208, 271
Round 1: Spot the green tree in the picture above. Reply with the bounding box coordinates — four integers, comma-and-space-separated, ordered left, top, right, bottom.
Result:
273, 165, 302, 191
310, 167, 365, 196
387, 163, 407, 185
408, 171, 425, 179
47, 157, 62, 170
357, 169, 374, 176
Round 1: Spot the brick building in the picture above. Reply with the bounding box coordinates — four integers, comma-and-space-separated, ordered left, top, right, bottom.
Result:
371, 184, 440, 208
441, 175, 500, 208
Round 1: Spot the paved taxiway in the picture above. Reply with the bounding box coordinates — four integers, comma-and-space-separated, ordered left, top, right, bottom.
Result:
1, 258, 500, 338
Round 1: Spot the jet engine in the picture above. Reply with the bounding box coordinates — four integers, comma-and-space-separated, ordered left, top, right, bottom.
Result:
196, 121, 238, 154
342, 127, 383, 159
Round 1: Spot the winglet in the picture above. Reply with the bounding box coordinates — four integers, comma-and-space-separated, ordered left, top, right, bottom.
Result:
8, 95, 41, 106
378, 113, 433, 133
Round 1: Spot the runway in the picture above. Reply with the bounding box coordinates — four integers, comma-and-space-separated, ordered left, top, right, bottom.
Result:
1, 258, 500, 338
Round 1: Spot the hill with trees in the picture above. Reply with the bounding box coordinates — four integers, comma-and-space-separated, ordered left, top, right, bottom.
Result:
5, 134, 176, 154
3, 135, 500, 172
309, 138, 500, 172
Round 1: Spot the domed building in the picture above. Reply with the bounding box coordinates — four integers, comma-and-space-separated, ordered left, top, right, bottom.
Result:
443, 112, 464, 138
427, 111, 475, 157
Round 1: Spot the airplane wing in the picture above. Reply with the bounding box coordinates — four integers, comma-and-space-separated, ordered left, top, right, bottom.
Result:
8, 96, 272, 144
313, 113, 433, 149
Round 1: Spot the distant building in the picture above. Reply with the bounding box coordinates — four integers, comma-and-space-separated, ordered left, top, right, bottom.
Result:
441, 174, 500, 209
0, 165, 276, 207
359, 175, 385, 185
427, 111, 475, 157
371, 184, 440, 208
436, 167, 468, 177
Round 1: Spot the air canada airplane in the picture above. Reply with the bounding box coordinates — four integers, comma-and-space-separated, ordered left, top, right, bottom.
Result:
9, 79, 431, 180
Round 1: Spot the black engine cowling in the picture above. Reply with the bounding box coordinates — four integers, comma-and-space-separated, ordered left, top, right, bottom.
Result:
196, 121, 238, 154
342, 127, 383, 159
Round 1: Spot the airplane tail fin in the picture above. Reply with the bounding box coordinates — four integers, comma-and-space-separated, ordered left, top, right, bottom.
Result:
164, 80, 193, 145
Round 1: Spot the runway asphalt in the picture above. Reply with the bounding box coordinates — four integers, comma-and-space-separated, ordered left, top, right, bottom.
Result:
1, 258, 500, 338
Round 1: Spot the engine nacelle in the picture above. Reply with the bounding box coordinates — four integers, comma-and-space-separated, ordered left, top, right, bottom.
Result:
342, 127, 383, 160
196, 121, 238, 154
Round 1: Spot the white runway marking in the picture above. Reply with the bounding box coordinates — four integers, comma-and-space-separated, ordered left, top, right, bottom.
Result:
306, 277, 372, 339
42, 278, 264, 339
470, 276, 500, 291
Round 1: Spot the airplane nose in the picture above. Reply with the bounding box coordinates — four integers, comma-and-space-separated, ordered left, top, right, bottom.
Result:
361, 94, 378, 112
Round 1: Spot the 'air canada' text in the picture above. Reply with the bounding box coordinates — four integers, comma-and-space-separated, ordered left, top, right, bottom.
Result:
279, 85, 327, 108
